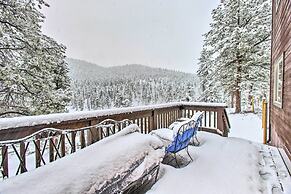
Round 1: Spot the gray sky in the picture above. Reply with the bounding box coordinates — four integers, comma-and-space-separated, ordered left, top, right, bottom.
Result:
42, 0, 219, 73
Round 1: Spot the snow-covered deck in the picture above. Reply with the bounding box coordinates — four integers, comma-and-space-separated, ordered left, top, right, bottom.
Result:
0, 125, 290, 194
0, 102, 230, 180
0, 104, 290, 194
148, 132, 291, 194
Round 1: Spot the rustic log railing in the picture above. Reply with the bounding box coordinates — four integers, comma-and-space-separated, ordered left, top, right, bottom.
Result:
0, 102, 230, 179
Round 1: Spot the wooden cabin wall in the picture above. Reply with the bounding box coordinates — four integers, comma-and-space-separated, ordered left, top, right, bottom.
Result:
270, 0, 291, 159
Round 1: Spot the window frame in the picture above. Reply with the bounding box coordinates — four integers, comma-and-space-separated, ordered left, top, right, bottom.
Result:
273, 53, 284, 108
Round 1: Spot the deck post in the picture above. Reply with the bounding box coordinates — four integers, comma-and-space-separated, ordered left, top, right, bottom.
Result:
1, 146, 9, 178
262, 99, 268, 144
217, 109, 224, 136
49, 137, 55, 162
90, 120, 99, 143
35, 135, 41, 168
86, 120, 93, 145
150, 110, 157, 132
60, 134, 66, 157
178, 106, 183, 118
20, 142, 27, 173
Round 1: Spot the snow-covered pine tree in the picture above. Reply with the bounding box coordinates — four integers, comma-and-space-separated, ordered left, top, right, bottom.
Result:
198, 0, 271, 113
0, 0, 71, 117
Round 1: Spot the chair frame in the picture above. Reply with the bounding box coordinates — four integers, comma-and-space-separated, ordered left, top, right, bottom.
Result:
164, 114, 203, 168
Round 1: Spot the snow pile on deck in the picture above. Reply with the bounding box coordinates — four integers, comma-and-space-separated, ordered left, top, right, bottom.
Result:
148, 132, 291, 194
0, 124, 165, 194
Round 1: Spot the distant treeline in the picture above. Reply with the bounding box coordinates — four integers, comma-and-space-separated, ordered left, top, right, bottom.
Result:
68, 60, 200, 111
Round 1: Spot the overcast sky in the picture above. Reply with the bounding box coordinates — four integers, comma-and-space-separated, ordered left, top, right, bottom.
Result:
42, 0, 219, 73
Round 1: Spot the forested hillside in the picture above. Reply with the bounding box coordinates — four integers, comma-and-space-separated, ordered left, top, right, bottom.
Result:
67, 58, 200, 111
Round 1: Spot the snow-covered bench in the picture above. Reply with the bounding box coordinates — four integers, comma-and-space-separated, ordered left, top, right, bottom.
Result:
0, 124, 164, 194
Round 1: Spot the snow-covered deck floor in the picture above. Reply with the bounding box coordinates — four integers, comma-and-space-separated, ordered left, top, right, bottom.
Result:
148, 132, 291, 194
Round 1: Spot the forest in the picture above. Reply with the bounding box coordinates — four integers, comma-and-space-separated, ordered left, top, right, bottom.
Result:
68, 58, 200, 111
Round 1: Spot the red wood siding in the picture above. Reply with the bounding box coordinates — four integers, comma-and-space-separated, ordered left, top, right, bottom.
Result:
270, 0, 291, 159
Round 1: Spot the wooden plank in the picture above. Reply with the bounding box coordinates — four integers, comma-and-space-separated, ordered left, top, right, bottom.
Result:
158, 114, 162, 128
152, 110, 157, 131
165, 113, 168, 127
160, 113, 163, 128
1, 146, 9, 178
166, 112, 169, 127
214, 111, 217, 128
150, 113, 154, 132
178, 107, 183, 118
97, 127, 102, 141
71, 132, 76, 153
209, 111, 212, 128
143, 117, 146, 134
90, 120, 98, 143
19, 142, 26, 173
86, 121, 93, 146
146, 117, 150, 133
217, 109, 224, 135
49, 137, 55, 162
80, 131, 86, 149
35, 136, 41, 168
140, 118, 144, 133
204, 111, 207, 127
60, 134, 66, 157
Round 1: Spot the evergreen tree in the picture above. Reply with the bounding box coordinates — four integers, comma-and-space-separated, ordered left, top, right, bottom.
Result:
198, 0, 271, 112
0, 0, 71, 117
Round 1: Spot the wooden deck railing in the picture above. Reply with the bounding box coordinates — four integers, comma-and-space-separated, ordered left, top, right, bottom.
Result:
0, 102, 230, 179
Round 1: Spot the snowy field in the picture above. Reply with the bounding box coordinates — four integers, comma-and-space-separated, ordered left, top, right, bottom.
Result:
148, 132, 291, 194
228, 113, 263, 143
228, 111, 263, 143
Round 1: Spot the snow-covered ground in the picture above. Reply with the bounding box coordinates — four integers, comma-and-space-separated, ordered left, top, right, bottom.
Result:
228, 112, 263, 143
148, 132, 291, 194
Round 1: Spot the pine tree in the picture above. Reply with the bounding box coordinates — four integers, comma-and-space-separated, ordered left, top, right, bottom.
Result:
0, 0, 71, 117
198, 0, 271, 112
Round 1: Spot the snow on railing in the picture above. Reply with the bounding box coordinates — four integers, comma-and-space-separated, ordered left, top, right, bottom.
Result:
0, 102, 226, 130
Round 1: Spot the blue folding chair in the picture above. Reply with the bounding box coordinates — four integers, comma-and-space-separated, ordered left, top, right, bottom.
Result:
165, 113, 203, 167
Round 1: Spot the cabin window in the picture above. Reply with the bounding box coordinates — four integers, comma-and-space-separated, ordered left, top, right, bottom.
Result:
273, 53, 284, 108
275, 0, 281, 13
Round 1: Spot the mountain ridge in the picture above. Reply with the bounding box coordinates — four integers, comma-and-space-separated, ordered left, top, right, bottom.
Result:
66, 58, 196, 81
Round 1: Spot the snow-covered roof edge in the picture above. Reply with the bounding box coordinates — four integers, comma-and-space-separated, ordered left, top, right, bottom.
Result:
0, 102, 227, 130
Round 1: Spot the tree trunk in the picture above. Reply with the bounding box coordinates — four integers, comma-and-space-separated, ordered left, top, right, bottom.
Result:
231, 92, 234, 108
234, 89, 241, 113
247, 84, 254, 111
234, 65, 242, 113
